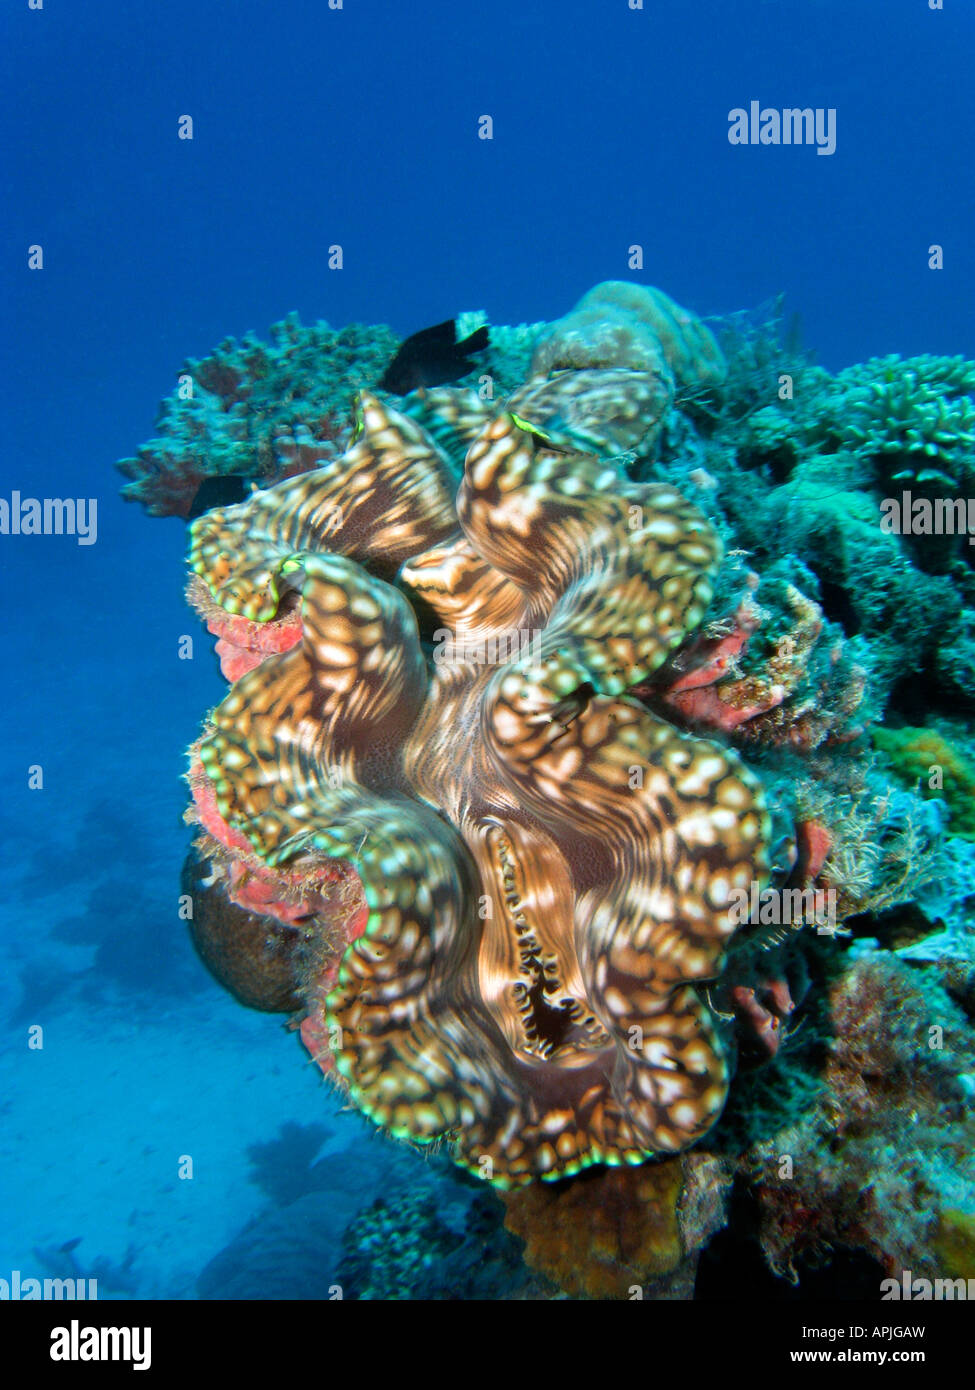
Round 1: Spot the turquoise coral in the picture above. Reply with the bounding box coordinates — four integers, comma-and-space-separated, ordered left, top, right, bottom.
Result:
679, 322, 975, 713
831, 354, 975, 487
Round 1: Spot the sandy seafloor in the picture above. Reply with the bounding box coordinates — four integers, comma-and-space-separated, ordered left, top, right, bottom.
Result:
0, 517, 419, 1300
0, 995, 343, 1298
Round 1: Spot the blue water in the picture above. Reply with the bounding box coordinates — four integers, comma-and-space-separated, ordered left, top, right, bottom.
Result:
2, 0, 973, 1302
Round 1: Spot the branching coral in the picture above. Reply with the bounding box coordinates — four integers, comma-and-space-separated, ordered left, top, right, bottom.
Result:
831, 355, 975, 488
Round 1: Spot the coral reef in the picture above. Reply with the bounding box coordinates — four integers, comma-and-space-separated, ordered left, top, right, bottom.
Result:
117, 282, 975, 1297
117, 316, 399, 518
742, 953, 975, 1284
683, 317, 975, 713
337, 1184, 526, 1300
341, 1148, 733, 1300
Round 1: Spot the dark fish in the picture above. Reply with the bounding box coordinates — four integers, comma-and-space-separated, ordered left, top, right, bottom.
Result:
187, 474, 250, 520
379, 319, 489, 394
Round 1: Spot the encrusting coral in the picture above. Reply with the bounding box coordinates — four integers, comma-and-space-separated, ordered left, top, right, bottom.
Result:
117, 316, 399, 518
872, 724, 975, 841
500, 1151, 732, 1298
641, 572, 866, 751
743, 953, 975, 1286
501, 1160, 686, 1298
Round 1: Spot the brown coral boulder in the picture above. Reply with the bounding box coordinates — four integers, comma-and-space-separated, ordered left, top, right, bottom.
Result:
530, 281, 726, 390
501, 1161, 687, 1298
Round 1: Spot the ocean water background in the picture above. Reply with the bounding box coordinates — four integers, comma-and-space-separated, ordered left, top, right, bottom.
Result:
1, 0, 972, 1298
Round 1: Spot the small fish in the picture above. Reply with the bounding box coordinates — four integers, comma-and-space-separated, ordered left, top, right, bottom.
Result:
509, 412, 572, 455
187, 474, 250, 520
379, 319, 489, 394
